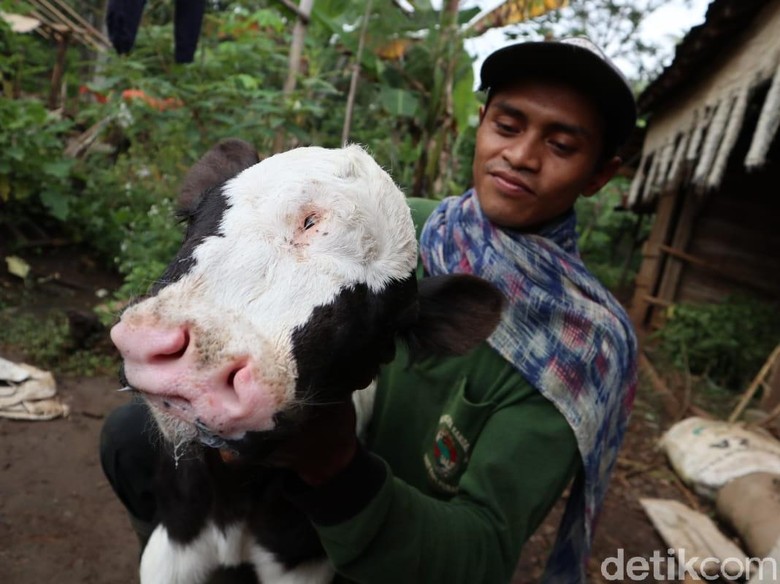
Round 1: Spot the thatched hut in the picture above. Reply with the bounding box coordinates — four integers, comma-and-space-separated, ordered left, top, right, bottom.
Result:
628, 0, 780, 332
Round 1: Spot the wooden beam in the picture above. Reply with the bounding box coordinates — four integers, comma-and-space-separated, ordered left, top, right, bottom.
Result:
659, 244, 706, 266
642, 294, 672, 308
49, 0, 110, 49
656, 192, 700, 304
728, 344, 780, 423
639, 352, 680, 419
48, 28, 71, 110
29, 0, 106, 52
658, 244, 778, 295
629, 189, 680, 329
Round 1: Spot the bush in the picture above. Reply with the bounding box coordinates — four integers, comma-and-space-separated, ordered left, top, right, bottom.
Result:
70, 147, 184, 298
56, 7, 353, 297
652, 295, 780, 390
0, 311, 116, 376
576, 177, 647, 293
0, 98, 75, 221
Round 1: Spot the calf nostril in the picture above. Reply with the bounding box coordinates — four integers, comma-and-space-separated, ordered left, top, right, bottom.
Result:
225, 361, 249, 392
226, 368, 238, 390
169, 329, 189, 358
150, 328, 190, 362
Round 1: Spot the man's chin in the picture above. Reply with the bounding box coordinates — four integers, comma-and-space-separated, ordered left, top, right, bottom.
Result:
476, 191, 535, 229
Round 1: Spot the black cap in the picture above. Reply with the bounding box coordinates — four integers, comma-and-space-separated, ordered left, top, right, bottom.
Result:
479, 37, 637, 150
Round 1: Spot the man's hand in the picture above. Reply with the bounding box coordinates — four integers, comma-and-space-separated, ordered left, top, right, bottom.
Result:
261, 400, 358, 486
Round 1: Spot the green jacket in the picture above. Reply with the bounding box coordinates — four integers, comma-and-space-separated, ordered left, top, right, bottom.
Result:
285, 199, 580, 583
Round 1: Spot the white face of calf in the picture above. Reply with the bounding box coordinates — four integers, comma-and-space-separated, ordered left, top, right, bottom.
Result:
111, 144, 418, 447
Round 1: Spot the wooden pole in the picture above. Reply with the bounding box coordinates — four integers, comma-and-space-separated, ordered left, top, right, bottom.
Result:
273, 0, 315, 154
31, 0, 94, 51
639, 352, 680, 419
50, 0, 110, 50
728, 344, 780, 423
48, 27, 71, 110
341, 0, 373, 146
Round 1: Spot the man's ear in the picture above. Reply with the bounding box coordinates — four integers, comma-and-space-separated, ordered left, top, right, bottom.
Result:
581, 155, 622, 198
178, 138, 260, 214
478, 104, 487, 125
402, 274, 505, 360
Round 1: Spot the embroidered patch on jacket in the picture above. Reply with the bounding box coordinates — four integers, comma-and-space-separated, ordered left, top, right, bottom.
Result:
424, 414, 471, 494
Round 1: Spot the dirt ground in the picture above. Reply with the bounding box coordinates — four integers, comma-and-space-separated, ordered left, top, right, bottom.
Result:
0, 244, 714, 584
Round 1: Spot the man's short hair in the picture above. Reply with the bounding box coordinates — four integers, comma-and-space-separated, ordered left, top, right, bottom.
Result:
479, 37, 637, 159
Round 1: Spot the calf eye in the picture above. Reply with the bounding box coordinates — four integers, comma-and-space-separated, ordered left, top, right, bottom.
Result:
303, 214, 317, 230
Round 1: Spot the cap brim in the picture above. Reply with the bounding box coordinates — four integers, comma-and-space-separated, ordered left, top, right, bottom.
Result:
479, 42, 637, 147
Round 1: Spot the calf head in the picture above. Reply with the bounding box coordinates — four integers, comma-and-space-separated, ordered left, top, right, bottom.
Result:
111, 140, 503, 454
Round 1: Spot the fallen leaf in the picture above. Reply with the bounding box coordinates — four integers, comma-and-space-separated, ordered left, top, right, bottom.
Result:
5, 256, 31, 279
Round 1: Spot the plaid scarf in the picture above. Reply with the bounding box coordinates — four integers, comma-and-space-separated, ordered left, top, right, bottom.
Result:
420, 189, 638, 583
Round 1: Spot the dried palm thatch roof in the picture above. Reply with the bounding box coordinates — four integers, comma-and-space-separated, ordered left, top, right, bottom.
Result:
628, 0, 780, 209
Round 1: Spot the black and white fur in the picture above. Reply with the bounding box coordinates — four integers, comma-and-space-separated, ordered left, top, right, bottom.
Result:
110, 140, 503, 583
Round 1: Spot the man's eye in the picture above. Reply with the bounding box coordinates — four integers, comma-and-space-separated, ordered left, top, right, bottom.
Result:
495, 122, 517, 133
550, 141, 575, 154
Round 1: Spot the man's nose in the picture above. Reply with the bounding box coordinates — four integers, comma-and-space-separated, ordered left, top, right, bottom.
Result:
502, 134, 542, 172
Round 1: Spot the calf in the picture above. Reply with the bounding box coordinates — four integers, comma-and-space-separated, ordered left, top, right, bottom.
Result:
110, 140, 503, 584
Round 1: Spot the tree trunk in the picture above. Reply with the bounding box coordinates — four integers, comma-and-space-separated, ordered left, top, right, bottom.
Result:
341, 0, 373, 146
411, 0, 460, 198
273, 0, 315, 153
49, 28, 72, 110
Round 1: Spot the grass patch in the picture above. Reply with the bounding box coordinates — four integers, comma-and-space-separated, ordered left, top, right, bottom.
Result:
0, 309, 117, 377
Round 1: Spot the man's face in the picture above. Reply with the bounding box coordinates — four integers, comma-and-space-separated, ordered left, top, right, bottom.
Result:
472, 78, 620, 230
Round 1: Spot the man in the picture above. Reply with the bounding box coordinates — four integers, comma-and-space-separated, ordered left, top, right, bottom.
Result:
101, 37, 638, 583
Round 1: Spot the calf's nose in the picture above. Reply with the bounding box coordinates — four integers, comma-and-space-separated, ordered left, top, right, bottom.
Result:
111, 320, 190, 363
110, 318, 283, 433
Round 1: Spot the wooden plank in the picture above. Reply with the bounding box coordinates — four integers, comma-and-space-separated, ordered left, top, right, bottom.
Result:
49, 0, 111, 49
643, 294, 672, 308
762, 358, 780, 412
659, 245, 708, 267
671, 155, 780, 304
659, 244, 778, 293
656, 190, 700, 304
639, 353, 680, 419
679, 260, 779, 298
629, 190, 681, 328
729, 345, 780, 423
48, 29, 71, 110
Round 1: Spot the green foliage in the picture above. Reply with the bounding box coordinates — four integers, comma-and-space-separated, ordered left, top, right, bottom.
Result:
63, 8, 334, 295
0, 12, 79, 224
71, 149, 184, 298
0, 97, 75, 220
0, 0, 678, 308
652, 296, 780, 390
0, 311, 116, 376
0, 9, 55, 97
576, 177, 646, 292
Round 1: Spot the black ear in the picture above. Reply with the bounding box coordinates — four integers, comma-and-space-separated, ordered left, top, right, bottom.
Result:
178, 138, 260, 214
403, 274, 505, 359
